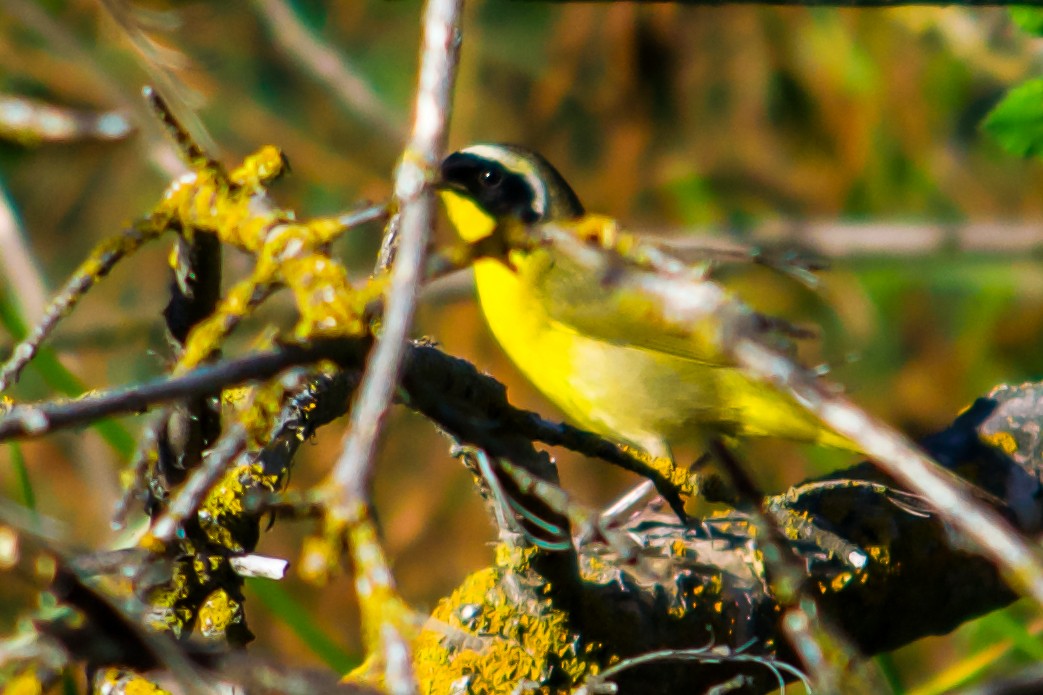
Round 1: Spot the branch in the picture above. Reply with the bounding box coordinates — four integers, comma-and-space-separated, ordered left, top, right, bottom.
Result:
657, 220, 1043, 260
0, 338, 369, 441
541, 220, 1043, 612
416, 382, 1043, 694
327, 0, 461, 510
320, 2, 461, 686
0, 178, 48, 322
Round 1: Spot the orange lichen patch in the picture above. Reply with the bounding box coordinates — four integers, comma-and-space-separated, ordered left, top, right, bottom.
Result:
866, 546, 890, 566
229, 373, 288, 449
616, 444, 695, 497
829, 571, 855, 592
669, 539, 687, 558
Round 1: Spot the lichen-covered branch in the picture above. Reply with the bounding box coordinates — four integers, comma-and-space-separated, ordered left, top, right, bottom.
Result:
538, 218, 1043, 613
415, 382, 1041, 694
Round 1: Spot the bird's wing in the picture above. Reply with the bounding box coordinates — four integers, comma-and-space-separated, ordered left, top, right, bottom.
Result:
519, 244, 810, 366
640, 234, 828, 289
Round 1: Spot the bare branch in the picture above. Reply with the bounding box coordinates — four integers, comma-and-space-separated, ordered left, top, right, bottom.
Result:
735, 338, 1043, 606
320, 4, 461, 688
327, 0, 462, 509
5, 0, 184, 178
658, 220, 1043, 260
0, 223, 168, 393
0, 338, 369, 441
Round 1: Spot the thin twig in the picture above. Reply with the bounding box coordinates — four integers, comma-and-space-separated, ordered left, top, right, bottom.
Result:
228, 554, 288, 580
0, 94, 133, 144
0, 222, 166, 393
0, 179, 48, 322
510, 410, 690, 519
5, 0, 184, 178
328, 0, 461, 508
659, 220, 1043, 260
98, 0, 217, 156
322, 3, 461, 691
250, 0, 405, 139
147, 425, 248, 545
710, 440, 886, 694
0, 338, 370, 441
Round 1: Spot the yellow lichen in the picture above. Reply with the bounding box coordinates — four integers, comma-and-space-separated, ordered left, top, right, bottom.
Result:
299, 534, 340, 586
3, 669, 43, 695
198, 589, 240, 639
198, 462, 280, 551
830, 572, 853, 592
96, 668, 172, 695
145, 562, 194, 636
867, 545, 890, 566
669, 539, 687, 558
413, 547, 605, 694
980, 430, 1019, 456
230, 370, 289, 448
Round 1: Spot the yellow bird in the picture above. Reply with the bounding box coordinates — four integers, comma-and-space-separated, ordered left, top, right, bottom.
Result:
437, 144, 855, 472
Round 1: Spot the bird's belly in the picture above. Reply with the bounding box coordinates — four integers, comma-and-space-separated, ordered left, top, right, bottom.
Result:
474, 259, 716, 452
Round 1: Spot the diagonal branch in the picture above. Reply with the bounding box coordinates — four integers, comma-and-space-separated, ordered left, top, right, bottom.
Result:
327, 0, 462, 510
542, 220, 1043, 613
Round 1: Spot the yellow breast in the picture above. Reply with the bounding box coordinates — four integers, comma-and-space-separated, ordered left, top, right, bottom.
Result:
472, 254, 854, 454
438, 186, 853, 454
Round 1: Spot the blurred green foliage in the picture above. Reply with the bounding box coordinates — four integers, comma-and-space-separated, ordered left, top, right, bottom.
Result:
984, 9, 1043, 159
2, 1, 1043, 692
983, 78, 1043, 157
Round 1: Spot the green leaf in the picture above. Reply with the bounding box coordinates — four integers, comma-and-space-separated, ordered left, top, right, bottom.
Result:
982, 78, 1043, 158
874, 653, 905, 694
1011, 7, 1043, 36
9, 442, 36, 513
979, 607, 1043, 661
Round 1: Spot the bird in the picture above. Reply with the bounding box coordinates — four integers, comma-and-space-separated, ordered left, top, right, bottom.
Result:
436, 143, 856, 505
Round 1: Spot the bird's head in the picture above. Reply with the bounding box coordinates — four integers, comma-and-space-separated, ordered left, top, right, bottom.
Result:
438, 144, 584, 243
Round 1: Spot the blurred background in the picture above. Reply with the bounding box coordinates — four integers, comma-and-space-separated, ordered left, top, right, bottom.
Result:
2, 1, 1043, 692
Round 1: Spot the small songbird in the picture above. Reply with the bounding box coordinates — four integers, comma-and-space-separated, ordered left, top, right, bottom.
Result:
437, 143, 856, 468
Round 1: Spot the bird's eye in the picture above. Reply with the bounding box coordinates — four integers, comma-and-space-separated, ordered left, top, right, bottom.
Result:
479, 168, 503, 188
